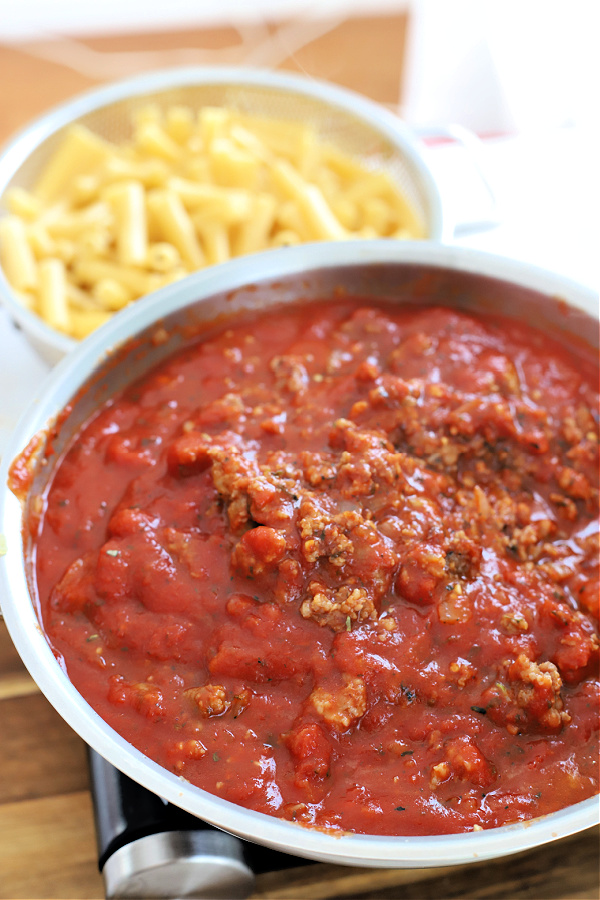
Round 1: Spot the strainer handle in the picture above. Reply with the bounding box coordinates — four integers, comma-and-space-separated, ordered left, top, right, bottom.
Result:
416, 123, 500, 237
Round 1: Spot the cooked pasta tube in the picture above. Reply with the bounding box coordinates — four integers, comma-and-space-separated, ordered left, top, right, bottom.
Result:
135, 121, 182, 162
271, 161, 347, 241
104, 180, 148, 266
68, 308, 112, 339
66, 281, 103, 310
100, 155, 170, 189
237, 113, 318, 173
0, 215, 38, 291
165, 106, 195, 144
232, 194, 276, 256
199, 106, 230, 147
146, 189, 204, 269
38, 258, 68, 331
210, 138, 260, 190
195, 221, 230, 266
71, 174, 100, 206
34, 125, 113, 203
5, 186, 42, 220
167, 178, 254, 224
73, 259, 157, 296
26, 223, 55, 258
44, 202, 113, 239
146, 242, 181, 273
78, 229, 112, 258
92, 277, 132, 311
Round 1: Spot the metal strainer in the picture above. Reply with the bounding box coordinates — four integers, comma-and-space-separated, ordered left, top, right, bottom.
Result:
0, 67, 446, 363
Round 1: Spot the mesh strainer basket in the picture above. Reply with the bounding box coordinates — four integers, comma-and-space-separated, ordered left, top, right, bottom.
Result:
0, 67, 445, 364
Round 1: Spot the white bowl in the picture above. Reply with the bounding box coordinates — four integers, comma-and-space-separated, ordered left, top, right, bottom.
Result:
0, 66, 446, 366
0, 241, 597, 868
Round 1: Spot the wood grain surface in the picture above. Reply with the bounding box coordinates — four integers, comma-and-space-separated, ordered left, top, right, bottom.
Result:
0, 16, 599, 900
0, 15, 407, 148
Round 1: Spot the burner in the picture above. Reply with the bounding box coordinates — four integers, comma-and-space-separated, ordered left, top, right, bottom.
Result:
88, 749, 311, 899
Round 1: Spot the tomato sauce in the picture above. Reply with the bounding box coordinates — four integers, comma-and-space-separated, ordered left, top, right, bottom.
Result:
32, 299, 599, 835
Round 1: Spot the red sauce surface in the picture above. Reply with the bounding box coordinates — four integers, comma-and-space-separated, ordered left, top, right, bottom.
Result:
33, 299, 599, 835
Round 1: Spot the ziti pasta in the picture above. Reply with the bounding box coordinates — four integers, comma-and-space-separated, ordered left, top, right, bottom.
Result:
0, 107, 425, 339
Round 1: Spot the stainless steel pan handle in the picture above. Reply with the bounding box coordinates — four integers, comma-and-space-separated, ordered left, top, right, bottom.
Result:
89, 749, 255, 899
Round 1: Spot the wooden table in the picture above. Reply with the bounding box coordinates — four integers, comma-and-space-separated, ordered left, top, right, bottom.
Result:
0, 16, 599, 900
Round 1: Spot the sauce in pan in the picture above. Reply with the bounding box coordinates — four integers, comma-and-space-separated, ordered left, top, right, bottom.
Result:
31, 298, 598, 835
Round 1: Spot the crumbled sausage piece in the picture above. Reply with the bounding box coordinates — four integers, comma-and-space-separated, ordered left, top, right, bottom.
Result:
172, 738, 207, 759
500, 611, 529, 634
300, 451, 337, 487
297, 494, 397, 600
379, 495, 445, 544
264, 451, 302, 482
108, 676, 166, 719
445, 530, 482, 578
367, 374, 410, 409
301, 581, 376, 631
205, 440, 260, 531
553, 630, 599, 683
541, 597, 599, 681
438, 583, 471, 624
208, 438, 295, 532
336, 452, 377, 497
329, 417, 394, 454
309, 675, 367, 730
483, 654, 571, 735
506, 519, 557, 562
429, 761, 451, 789
396, 543, 446, 604
270, 355, 309, 395
273, 558, 304, 604
566, 438, 599, 469
562, 415, 585, 446
298, 496, 358, 567
167, 738, 208, 772
549, 492, 578, 521
448, 658, 477, 687
354, 359, 381, 382
185, 684, 231, 717
557, 466, 591, 501
232, 526, 287, 577
539, 557, 580, 583
195, 393, 246, 427
336, 444, 414, 499
430, 736, 496, 789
